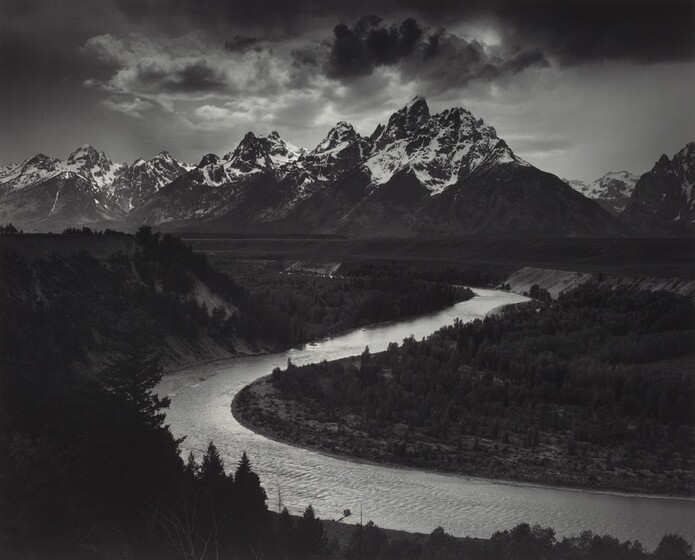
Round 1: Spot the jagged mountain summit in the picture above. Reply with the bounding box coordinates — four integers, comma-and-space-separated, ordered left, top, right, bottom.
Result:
622, 142, 695, 231
222, 131, 305, 177
63, 145, 126, 193
131, 97, 621, 236
0, 146, 191, 226
2, 98, 626, 236
566, 171, 638, 216
110, 151, 191, 211
365, 96, 525, 193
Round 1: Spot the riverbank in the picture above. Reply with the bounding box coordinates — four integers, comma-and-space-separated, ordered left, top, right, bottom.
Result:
232, 356, 694, 498
160, 288, 693, 547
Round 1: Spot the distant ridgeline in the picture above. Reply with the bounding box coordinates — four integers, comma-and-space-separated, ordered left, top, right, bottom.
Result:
247, 285, 695, 495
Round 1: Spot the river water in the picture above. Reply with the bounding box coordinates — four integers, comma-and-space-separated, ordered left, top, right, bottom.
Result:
156, 288, 694, 549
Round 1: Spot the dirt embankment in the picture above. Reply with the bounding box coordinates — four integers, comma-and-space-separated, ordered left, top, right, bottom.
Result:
504, 266, 695, 299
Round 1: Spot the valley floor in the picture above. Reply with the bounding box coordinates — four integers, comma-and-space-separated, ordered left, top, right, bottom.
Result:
186, 235, 695, 278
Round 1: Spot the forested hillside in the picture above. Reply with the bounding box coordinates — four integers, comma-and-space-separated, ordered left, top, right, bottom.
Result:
221, 259, 474, 344
0, 229, 471, 558
239, 286, 695, 495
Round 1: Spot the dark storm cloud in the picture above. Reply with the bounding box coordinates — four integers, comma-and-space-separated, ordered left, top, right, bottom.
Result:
133, 59, 229, 94
406, 31, 549, 89
6, 0, 690, 66
1, 0, 692, 178
108, 0, 694, 65
1, 0, 41, 17
326, 16, 423, 78
224, 35, 261, 53
401, 0, 695, 65
504, 49, 548, 74
112, 0, 334, 33
310, 16, 548, 88
502, 0, 695, 65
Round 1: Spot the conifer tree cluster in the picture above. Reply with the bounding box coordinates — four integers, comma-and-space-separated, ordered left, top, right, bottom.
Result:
167, 443, 328, 560
267, 285, 694, 493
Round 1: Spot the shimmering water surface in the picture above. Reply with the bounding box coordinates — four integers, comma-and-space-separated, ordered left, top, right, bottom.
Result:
157, 288, 694, 549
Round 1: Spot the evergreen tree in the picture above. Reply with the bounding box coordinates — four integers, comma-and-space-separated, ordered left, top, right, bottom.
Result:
232, 451, 268, 547
346, 521, 387, 560
654, 534, 694, 560
273, 507, 295, 559
200, 441, 226, 484
101, 328, 169, 428
184, 451, 200, 480
295, 505, 327, 559
234, 452, 268, 511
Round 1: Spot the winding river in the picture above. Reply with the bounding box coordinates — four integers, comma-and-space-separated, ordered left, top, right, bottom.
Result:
157, 288, 694, 549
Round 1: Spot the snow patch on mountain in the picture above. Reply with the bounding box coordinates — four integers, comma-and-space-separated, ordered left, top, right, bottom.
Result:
364, 101, 522, 194
63, 145, 126, 195
565, 171, 638, 215
1, 97, 629, 235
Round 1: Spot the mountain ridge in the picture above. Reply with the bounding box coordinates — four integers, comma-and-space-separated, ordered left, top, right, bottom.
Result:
0, 98, 652, 236
622, 142, 695, 232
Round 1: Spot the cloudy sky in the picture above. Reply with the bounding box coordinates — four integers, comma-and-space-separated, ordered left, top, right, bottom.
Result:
1, 0, 693, 180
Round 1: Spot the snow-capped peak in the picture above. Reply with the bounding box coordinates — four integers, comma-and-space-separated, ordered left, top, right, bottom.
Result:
67, 144, 102, 164
372, 96, 431, 151
198, 153, 221, 168
63, 144, 125, 192
222, 132, 274, 175
150, 151, 177, 165
675, 141, 695, 167
263, 131, 305, 166
0, 153, 63, 192
364, 99, 519, 193
567, 170, 638, 215
672, 141, 695, 199
24, 153, 58, 167
221, 131, 305, 174
310, 121, 366, 158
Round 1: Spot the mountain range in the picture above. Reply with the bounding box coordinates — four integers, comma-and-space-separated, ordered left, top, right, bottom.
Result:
0, 147, 191, 226
564, 171, 639, 216
1, 98, 692, 236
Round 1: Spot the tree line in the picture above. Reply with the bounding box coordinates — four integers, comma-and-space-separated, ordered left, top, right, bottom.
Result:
0, 223, 22, 234
62, 226, 129, 235
271, 285, 694, 484
343, 520, 693, 560
216, 257, 474, 347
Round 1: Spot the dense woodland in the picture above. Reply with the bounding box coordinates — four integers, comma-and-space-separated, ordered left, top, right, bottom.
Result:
0, 230, 465, 558
340, 521, 695, 560
267, 286, 695, 492
0, 229, 332, 558
213, 258, 474, 345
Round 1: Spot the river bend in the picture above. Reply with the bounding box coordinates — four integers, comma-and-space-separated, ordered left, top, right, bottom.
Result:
157, 288, 694, 549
